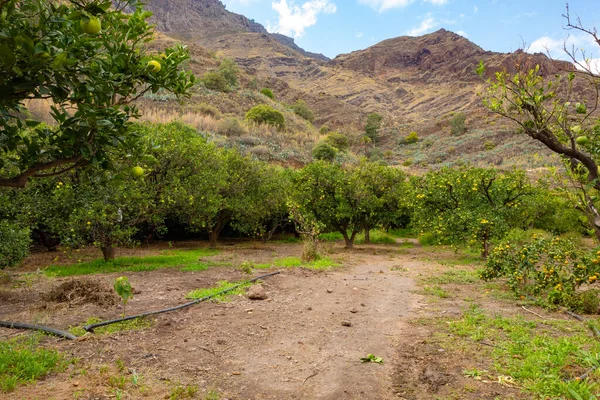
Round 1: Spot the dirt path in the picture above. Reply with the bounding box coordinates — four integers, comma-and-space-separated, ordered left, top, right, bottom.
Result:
211, 255, 421, 399
1, 243, 428, 399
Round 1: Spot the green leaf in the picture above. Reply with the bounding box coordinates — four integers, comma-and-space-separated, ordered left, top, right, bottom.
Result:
0, 44, 16, 66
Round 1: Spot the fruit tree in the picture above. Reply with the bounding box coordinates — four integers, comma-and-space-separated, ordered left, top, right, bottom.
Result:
0, 0, 195, 188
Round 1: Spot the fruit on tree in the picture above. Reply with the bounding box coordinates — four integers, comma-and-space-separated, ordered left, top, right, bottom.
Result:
131, 166, 144, 178
576, 136, 589, 145
147, 60, 161, 73
80, 17, 102, 35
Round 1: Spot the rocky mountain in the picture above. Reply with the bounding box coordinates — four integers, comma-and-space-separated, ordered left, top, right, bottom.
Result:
131, 0, 328, 61
135, 0, 578, 169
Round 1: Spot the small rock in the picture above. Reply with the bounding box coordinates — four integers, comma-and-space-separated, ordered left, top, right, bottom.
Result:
307, 306, 312, 310
341, 321, 352, 327
247, 285, 268, 300
231, 371, 241, 376
360, 303, 366, 307
326, 289, 333, 293
350, 308, 358, 313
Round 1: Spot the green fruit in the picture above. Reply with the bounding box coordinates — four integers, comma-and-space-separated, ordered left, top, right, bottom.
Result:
147, 60, 161, 73
576, 136, 589, 145
131, 166, 144, 178
80, 17, 102, 35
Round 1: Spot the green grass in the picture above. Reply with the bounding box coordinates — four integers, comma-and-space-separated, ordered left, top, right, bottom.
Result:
318, 232, 344, 242
185, 280, 250, 302
422, 285, 451, 298
272, 256, 338, 270
424, 269, 480, 285
445, 305, 600, 398
0, 336, 68, 392
389, 227, 417, 238
355, 230, 396, 244
437, 254, 484, 266
44, 248, 218, 277
69, 317, 153, 336
319, 230, 397, 244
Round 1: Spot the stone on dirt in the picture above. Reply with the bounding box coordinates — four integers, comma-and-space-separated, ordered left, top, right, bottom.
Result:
247, 284, 268, 300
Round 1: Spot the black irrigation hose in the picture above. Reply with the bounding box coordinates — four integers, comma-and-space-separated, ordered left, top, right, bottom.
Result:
0, 320, 78, 340
84, 271, 281, 333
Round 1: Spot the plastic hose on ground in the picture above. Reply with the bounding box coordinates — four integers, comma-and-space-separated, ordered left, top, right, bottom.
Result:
84, 271, 281, 333
0, 320, 78, 340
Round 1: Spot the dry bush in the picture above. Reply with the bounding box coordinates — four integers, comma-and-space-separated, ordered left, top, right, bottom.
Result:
140, 108, 220, 132
218, 117, 247, 136
44, 279, 118, 306
249, 145, 271, 158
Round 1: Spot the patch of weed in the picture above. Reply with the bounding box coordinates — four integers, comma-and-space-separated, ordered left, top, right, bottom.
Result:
185, 280, 250, 302
272, 256, 339, 270
355, 230, 396, 244
45, 248, 218, 277
0, 335, 68, 393
319, 230, 397, 244
169, 384, 198, 399
389, 228, 417, 238
273, 256, 303, 267
69, 317, 153, 336
425, 269, 480, 285
318, 232, 344, 242
422, 285, 451, 298
446, 305, 600, 398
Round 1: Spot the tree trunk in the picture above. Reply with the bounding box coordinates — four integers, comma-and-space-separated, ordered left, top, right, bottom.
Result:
101, 245, 115, 261
481, 233, 490, 259
341, 230, 358, 249
208, 230, 219, 249
208, 214, 227, 249
364, 223, 371, 244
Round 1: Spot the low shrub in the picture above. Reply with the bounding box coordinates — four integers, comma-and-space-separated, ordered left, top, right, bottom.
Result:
218, 117, 246, 137
324, 132, 349, 152
290, 99, 314, 122
312, 142, 337, 161
482, 236, 600, 312
405, 131, 419, 144
202, 71, 229, 92
260, 88, 274, 100
196, 103, 221, 119
245, 105, 285, 130
0, 221, 30, 269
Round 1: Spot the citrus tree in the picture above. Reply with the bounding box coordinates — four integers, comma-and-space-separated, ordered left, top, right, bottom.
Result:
48, 165, 153, 261
477, 9, 600, 239
0, 0, 195, 188
353, 161, 410, 243
141, 122, 284, 247
291, 161, 362, 249
412, 167, 533, 257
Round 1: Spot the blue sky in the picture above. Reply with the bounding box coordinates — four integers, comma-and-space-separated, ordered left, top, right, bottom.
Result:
221, 0, 599, 69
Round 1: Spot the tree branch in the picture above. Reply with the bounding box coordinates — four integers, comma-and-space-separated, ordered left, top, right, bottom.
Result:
0, 156, 83, 188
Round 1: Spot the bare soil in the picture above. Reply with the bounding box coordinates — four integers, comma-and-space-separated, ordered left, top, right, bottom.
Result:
0, 240, 560, 399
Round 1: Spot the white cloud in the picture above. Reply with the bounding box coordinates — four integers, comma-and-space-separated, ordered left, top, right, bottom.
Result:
527, 34, 599, 74
267, 0, 337, 37
406, 13, 436, 36
356, 31, 364, 38
455, 30, 468, 38
358, 0, 446, 12
473, 5, 478, 13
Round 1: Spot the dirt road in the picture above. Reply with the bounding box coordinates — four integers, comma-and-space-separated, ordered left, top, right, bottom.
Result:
1, 243, 427, 399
